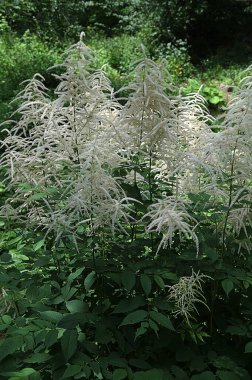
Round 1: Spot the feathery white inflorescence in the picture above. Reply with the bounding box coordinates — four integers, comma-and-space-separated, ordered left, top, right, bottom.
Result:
145, 196, 199, 254
167, 269, 211, 325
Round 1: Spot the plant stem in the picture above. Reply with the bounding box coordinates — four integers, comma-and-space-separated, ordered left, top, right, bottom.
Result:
221, 137, 238, 256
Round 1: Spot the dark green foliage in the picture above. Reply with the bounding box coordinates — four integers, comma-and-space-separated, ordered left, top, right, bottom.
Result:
1, 180, 252, 378
1, 0, 251, 59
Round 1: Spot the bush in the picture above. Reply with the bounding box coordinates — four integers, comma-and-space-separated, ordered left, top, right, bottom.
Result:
157, 39, 194, 83
0, 32, 61, 122
1, 35, 252, 379
89, 34, 145, 91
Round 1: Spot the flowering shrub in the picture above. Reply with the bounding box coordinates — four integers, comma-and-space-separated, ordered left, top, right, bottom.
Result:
0, 35, 252, 379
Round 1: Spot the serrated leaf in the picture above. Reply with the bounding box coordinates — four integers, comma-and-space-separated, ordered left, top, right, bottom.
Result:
149, 310, 175, 331
245, 341, 252, 353
62, 365, 82, 379
120, 310, 148, 326
221, 279, 234, 296
140, 274, 152, 296
61, 329, 78, 361
122, 270, 136, 291
84, 271, 96, 291
112, 368, 128, 380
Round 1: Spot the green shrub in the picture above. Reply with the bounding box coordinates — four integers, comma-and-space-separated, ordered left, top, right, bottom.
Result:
0, 32, 61, 122
89, 34, 147, 91
182, 78, 226, 110
89, 35, 193, 91
1, 36, 252, 379
157, 40, 194, 83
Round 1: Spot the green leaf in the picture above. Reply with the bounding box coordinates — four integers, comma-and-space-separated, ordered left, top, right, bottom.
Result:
39, 311, 63, 323
62, 286, 77, 301
149, 311, 175, 331
0, 367, 40, 379
95, 326, 113, 344
113, 296, 146, 314
221, 279, 234, 296
135, 323, 148, 339
216, 371, 240, 380
45, 329, 58, 348
226, 325, 247, 336
0, 336, 23, 361
129, 359, 151, 370
24, 353, 51, 364
191, 371, 216, 380
68, 267, 85, 283
66, 300, 88, 313
170, 365, 188, 379
2, 315, 12, 325
190, 357, 207, 372
122, 270, 136, 291
62, 365, 82, 379
154, 275, 165, 289
209, 96, 222, 105
90, 361, 101, 377
133, 369, 166, 380
140, 274, 152, 296
109, 358, 128, 368
149, 319, 159, 335
61, 329, 78, 361
120, 310, 148, 326
245, 341, 252, 353
112, 369, 128, 380
28, 192, 48, 200
74, 365, 91, 379
58, 313, 82, 329
33, 239, 45, 252
84, 271, 96, 291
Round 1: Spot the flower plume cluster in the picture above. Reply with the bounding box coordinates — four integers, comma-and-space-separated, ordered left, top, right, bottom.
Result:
1, 33, 252, 260
168, 269, 211, 325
